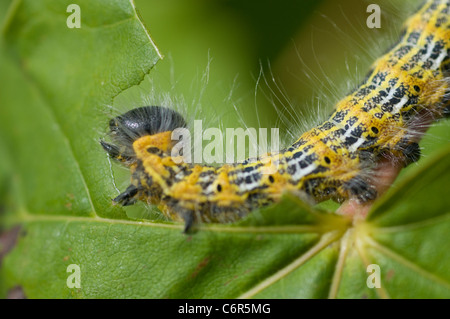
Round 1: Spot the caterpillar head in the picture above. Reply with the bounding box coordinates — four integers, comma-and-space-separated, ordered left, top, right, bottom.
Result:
101, 106, 187, 161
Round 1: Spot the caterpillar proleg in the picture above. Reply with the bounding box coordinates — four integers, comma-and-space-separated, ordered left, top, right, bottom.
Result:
101, 0, 450, 232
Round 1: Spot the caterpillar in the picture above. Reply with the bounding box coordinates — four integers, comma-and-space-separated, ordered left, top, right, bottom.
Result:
101, 0, 450, 232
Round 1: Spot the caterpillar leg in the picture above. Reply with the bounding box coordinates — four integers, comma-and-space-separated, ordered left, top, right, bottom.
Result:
181, 210, 195, 234
100, 140, 132, 162
342, 176, 377, 202
113, 184, 138, 206
100, 140, 120, 158
443, 104, 450, 118
401, 142, 421, 166
392, 141, 421, 167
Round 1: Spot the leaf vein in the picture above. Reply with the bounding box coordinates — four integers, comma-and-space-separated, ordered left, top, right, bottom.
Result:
364, 235, 450, 290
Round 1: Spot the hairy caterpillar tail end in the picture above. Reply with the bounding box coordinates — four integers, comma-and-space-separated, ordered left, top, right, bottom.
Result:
102, 0, 450, 232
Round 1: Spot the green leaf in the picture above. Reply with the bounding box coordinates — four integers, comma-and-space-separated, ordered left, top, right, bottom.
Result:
1, 0, 449, 299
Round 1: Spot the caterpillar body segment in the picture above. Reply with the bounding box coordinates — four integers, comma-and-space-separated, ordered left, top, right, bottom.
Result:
102, 0, 450, 232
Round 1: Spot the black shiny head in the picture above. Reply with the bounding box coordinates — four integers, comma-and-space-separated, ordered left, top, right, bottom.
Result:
109, 106, 187, 145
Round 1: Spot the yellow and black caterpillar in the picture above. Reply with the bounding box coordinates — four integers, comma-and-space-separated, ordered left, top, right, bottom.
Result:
101, 0, 450, 232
